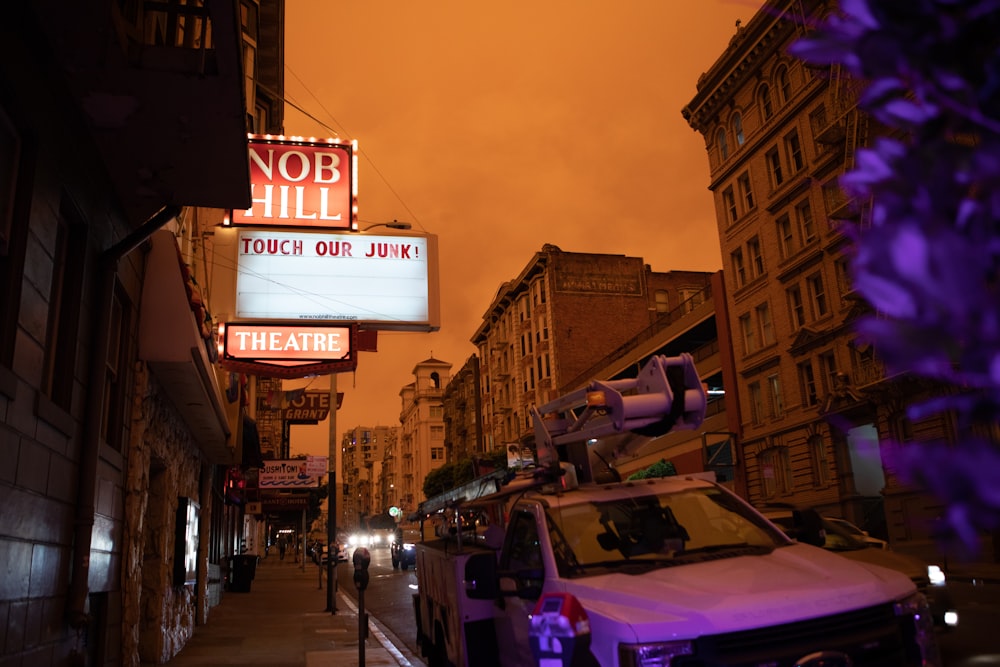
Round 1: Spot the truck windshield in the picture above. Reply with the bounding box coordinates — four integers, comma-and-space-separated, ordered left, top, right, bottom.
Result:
547, 487, 788, 577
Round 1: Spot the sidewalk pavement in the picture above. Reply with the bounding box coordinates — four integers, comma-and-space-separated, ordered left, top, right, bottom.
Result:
158, 558, 424, 667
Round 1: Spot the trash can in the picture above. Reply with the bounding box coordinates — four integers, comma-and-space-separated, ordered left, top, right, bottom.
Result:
229, 555, 258, 592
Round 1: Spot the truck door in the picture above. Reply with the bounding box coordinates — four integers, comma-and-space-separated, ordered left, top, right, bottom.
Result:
495, 508, 545, 667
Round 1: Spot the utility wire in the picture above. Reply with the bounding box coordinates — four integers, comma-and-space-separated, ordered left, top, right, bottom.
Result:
275, 66, 425, 230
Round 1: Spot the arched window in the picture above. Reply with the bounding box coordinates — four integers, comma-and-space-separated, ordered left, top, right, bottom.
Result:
759, 84, 774, 121
430, 371, 441, 388
777, 66, 792, 104
716, 127, 729, 160
732, 112, 745, 146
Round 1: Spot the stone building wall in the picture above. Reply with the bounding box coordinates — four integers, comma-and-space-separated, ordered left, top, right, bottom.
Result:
121, 363, 208, 665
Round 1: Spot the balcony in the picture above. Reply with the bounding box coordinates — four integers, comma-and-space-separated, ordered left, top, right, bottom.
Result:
31, 0, 251, 224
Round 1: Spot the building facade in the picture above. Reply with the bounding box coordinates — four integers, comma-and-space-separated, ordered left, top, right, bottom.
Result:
441, 354, 484, 464
1, 2, 284, 664
340, 425, 397, 529
471, 244, 714, 453
398, 358, 451, 513
681, 0, 977, 556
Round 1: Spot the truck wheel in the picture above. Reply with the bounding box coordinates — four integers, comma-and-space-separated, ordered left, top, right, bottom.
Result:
427, 625, 447, 667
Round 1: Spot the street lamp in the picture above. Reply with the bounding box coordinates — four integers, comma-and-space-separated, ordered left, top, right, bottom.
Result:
360, 220, 412, 232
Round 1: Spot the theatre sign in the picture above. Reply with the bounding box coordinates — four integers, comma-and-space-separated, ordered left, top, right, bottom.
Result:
213, 135, 440, 379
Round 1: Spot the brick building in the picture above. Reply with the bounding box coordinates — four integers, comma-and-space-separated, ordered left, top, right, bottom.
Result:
442, 354, 484, 463
471, 244, 714, 453
681, 0, 981, 557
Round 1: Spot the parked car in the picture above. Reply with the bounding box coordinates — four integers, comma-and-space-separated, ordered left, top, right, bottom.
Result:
390, 529, 416, 570
759, 504, 958, 628
316, 542, 348, 565
824, 515, 890, 550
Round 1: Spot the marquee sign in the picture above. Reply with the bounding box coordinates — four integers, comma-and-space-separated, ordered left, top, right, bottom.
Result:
230, 136, 357, 230
219, 322, 357, 378
230, 229, 440, 331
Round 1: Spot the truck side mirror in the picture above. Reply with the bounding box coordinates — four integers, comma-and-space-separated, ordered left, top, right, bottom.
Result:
464, 551, 498, 599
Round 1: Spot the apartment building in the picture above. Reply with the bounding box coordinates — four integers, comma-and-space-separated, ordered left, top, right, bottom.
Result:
471, 244, 713, 453
442, 354, 484, 463
397, 357, 452, 514
682, 0, 963, 554
341, 425, 397, 528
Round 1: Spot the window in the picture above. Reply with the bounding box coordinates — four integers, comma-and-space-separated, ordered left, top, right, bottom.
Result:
43, 197, 88, 411
818, 350, 838, 394
757, 302, 775, 347
1, 105, 27, 373
430, 406, 443, 418
431, 447, 445, 461
747, 236, 764, 279
101, 286, 133, 451
717, 128, 729, 161
776, 214, 796, 259
737, 172, 755, 211
834, 256, 852, 296
759, 84, 774, 121
678, 287, 705, 313
733, 113, 745, 146
766, 147, 784, 187
776, 66, 792, 104
431, 425, 444, 440
722, 186, 738, 223
799, 360, 819, 406
796, 199, 816, 244
767, 373, 784, 418
654, 290, 669, 313
788, 286, 805, 328
807, 272, 828, 318
786, 129, 804, 172
731, 248, 746, 288
749, 381, 764, 424
740, 313, 756, 355
809, 434, 830, 485
760, 446, 791, 497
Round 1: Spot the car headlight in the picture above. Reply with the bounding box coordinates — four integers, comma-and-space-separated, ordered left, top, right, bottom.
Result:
927, 564, 946, 586
403, 542, 415, 551
348, 534, 358, 546
618, 641, 693, 667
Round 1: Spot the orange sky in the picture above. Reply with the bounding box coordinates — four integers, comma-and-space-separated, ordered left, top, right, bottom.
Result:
280, 0, 759, 455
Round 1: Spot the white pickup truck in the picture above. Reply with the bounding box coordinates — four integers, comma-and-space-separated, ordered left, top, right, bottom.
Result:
412, 355, 941, 667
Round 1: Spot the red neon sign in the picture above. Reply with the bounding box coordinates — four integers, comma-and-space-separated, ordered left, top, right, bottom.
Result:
231, 137, 355, 229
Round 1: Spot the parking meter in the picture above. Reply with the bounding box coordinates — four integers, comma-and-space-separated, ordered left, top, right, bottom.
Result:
529, 592, 594, 667
353, 547, 371, 591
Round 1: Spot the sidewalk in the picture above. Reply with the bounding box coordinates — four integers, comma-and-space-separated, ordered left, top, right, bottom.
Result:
158, 558, 423, 667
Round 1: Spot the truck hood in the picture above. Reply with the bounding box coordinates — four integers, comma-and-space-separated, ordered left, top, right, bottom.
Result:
558, 544, 915, 640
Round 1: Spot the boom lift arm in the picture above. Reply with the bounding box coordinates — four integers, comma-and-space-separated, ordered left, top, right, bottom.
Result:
532, 353, 707, 481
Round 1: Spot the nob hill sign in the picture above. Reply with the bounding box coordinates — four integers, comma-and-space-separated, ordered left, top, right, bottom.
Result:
230, 136, 356, 230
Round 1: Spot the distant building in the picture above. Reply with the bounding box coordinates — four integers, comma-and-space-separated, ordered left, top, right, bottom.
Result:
471, 244, 714, 451
398, 357, 452, 512
682, 0, 980, 557
442, 354, 484, 463
341, 425, 397, 527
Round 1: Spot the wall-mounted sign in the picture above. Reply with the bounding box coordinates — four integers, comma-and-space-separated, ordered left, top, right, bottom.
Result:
230, 136, 356, 230
219, 322, 357, 378
258, 460, 322, 488
284, 392, 332, 423
223, 229, 439, 331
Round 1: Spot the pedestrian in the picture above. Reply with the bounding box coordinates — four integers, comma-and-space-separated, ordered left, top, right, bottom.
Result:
278, 535, 287, 561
